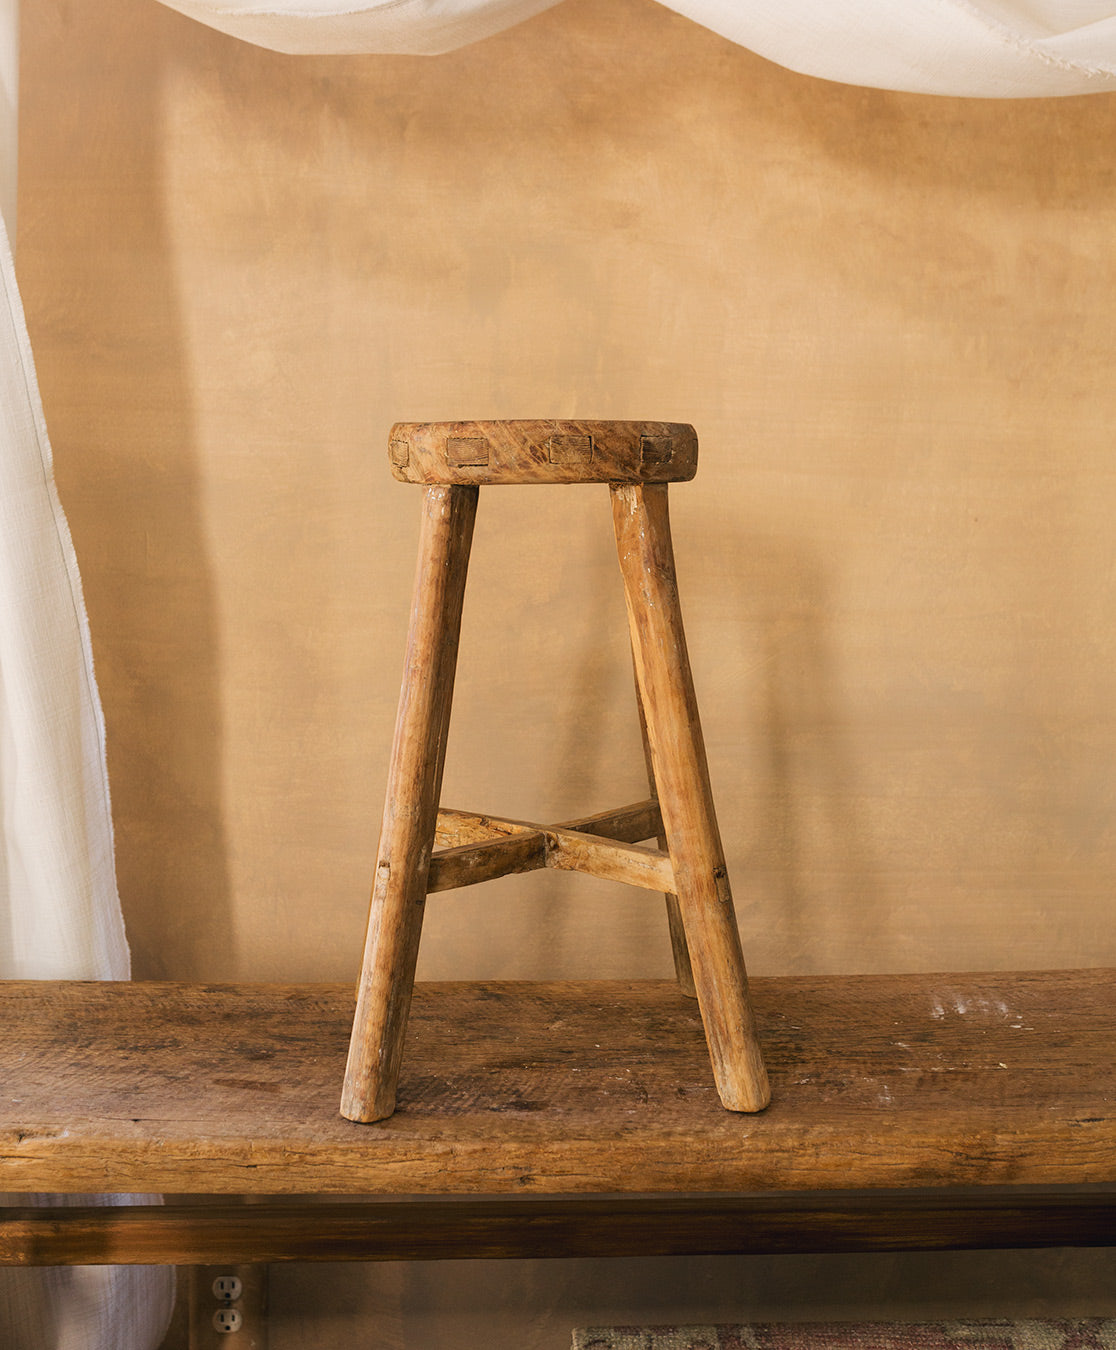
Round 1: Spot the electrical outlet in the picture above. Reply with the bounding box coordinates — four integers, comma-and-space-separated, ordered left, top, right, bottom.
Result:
213, 1275, 243, 1303
189, 1264, 268, 1350
213, 1308, 243, 1334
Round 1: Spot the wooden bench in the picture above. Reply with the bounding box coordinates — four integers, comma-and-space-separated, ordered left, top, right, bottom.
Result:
1, 969, 1113, 1264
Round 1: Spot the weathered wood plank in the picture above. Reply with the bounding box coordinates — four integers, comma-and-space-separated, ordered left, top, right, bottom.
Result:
1, 972, 1113, 1196
2, 1190, 1113, 1266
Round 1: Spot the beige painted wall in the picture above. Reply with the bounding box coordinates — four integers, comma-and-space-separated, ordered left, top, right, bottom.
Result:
19, 0, 1116, 1344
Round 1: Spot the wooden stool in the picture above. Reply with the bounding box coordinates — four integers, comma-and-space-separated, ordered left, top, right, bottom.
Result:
341, 420, 770, 1123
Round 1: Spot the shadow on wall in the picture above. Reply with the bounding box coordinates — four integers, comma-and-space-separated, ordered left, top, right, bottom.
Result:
422, 477, 885, 984
540, 493, 888, 979
20, 0, 235, 979
677, 505, 886, 977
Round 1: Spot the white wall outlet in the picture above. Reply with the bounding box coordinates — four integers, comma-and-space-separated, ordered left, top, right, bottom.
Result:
213, 1274, 244, 1303
212, 1308, 243, 1334
189, 1264, 268, 1350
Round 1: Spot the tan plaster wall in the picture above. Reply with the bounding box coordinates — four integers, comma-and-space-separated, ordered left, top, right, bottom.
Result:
19, 0, 1116, 1343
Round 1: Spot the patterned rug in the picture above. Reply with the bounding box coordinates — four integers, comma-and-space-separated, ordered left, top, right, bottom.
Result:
572, 1321, 1116, 1350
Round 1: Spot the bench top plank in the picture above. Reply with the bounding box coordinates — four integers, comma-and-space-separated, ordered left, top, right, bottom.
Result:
1, 970, 1112, 1195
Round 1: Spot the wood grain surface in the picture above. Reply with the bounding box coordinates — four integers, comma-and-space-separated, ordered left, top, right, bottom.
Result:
342, 483, 478, 1123
3, 1190, 1113, 1266
1, 970, 1113, 1196
633, 660, 697, 998
427, 801, 675, 895
388, 420, 698, 485
613, 483, 770, 1112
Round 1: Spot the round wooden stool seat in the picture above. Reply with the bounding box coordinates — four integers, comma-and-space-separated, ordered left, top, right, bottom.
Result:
389, 419, 698, 485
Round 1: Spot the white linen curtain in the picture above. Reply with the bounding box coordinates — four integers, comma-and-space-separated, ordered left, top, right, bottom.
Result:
0, 4, 175, 1347
2, 0, 1115, 1346
0, 215, 175, 1346
155, 0, 1116, 96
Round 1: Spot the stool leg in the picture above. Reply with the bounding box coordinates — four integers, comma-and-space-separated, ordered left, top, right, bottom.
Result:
341, 483, 479, 1123
611, 482, 770, 1113
632, 659, 697, 999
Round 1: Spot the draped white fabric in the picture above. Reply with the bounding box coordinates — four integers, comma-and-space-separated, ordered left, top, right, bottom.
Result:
0, 5, 175, 1339
155, 0, 1116, 96
0, 219, 127, 984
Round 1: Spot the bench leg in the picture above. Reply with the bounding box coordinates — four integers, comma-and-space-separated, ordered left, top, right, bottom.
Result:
611, 482, 770, 1113
341, 483, 479, 1123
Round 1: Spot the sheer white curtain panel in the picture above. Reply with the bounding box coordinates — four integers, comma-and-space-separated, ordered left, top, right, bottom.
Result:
0, 4, 175, 1345
154, 0, 1116, 97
